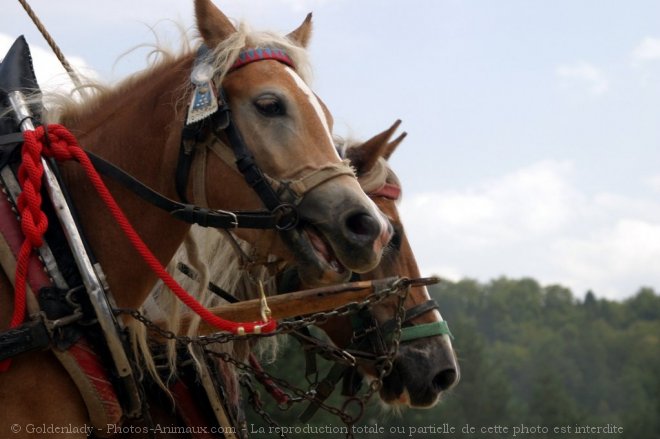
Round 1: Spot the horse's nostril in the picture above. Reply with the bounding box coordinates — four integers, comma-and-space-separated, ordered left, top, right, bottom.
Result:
345, 212, 379, 239
433, 368, 458, 391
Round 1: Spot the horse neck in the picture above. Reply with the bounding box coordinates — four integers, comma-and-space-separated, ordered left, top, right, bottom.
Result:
57, 56, 194, 309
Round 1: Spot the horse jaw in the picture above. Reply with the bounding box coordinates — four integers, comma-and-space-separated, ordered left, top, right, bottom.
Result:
283, 228, 351, 285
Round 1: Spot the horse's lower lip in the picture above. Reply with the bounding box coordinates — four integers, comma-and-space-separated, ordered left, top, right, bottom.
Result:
304, 225, 346, 274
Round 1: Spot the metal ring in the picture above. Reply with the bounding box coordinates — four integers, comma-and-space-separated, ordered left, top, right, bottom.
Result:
273, 203, 299, 231
340, 397, 365, 425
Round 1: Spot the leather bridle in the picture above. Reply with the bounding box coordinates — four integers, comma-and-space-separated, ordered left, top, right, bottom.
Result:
173, 45, 355, 230
291, 158, 454, 420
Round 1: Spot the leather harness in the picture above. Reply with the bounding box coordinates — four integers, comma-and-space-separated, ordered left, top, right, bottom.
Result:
0, 38, 354, 432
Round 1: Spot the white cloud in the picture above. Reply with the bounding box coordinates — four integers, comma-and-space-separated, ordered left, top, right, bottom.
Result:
631, 37, 660, 87
645, 175, 660, 193
400, 161, 660, 300
556, 61, 609, 96
278, 0, 333, 13
632, 37, 660, 62
403, 160, 580, 247
554, 219, 660, 299
0, 33, 97, 95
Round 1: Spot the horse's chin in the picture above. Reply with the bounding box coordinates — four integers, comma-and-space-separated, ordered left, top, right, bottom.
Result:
379, 388, 413, 408
362, 362, 442, 409
379, 382, 440, 408
282, 227, 351, 286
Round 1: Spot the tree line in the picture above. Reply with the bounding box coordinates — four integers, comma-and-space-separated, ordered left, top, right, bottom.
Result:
245, 277, 660, 438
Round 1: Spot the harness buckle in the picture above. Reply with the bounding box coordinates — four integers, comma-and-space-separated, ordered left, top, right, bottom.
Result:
213, 208, 238, 228
272, 203, 298, 231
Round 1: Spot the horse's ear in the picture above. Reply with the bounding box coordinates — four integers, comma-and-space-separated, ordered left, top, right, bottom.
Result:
383, 131, 407, 160
195, 0, 237, 48
287, 13, 313, 48
348, 119, 402, 174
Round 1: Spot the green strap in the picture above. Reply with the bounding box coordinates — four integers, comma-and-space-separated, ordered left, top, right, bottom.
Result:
399, 321, 454, 342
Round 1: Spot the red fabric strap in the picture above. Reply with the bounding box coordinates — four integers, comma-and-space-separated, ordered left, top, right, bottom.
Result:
230, 47, 294, 71
248, 353, 290, 406
370, 183, 401, 200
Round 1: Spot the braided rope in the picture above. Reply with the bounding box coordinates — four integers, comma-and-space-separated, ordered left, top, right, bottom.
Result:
10, 129, 48, 329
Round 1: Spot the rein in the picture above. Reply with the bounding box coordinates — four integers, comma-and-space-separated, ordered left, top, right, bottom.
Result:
87, 150, 284, 229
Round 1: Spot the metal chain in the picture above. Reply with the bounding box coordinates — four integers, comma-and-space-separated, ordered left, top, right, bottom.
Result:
215, 283, 409, 439
115, 277, 412, 346
115, 277, 412, 437
239, 374, 286, 438
339, 287, 408, 437
209, 348, 356, 425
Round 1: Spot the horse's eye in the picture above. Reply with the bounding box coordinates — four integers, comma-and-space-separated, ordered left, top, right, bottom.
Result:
254, 95, 285, 117
388, 225, 403, 251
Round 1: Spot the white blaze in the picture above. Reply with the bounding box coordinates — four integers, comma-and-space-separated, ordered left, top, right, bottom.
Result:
284, 67, 390, 243
284, 67, 339, 159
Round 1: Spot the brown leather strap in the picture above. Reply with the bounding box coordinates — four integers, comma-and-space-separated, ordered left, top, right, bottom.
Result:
192, 143, 209, 207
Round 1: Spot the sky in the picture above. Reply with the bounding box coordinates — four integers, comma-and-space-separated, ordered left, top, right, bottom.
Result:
2, 0, 659, 300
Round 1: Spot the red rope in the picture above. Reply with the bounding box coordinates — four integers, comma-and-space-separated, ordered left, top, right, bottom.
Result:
0, 128, 49, 372
10, 124, 275, 336
10, 128, 49, 329
248, 353, 290, 406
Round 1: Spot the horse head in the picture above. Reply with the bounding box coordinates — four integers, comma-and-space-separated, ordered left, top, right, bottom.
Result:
320, 121, 459, 408
194, 0, 392, 286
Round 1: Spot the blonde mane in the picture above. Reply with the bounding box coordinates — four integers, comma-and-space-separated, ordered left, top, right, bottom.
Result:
135, 226, 279, 389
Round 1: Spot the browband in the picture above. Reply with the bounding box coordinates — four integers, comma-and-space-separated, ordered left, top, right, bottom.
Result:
230, 47, 294, 71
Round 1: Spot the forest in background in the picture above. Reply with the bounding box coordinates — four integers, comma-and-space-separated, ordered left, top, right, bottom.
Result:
246, 277, 660, 438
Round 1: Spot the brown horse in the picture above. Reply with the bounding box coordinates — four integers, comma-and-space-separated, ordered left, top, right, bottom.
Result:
0, 0, 391, 436
323, 122, 459, 408
163, 121, 458, 421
